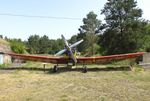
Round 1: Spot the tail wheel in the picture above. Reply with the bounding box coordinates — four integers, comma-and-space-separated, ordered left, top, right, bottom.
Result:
82, 66, 87, 73
53, 65, 58, 72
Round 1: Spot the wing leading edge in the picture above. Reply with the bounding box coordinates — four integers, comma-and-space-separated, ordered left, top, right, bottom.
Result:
3, 52, 145, 64
77, 52, 145, 64
4, 52, 69, 64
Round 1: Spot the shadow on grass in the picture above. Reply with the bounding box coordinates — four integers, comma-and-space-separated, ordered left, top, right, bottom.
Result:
0, 66, 131, 74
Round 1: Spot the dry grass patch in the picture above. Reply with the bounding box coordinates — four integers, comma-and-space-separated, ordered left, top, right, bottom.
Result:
0, 69, 149, 101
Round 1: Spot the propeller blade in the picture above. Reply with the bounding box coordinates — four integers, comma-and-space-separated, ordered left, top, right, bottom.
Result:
61, 35, 69, 46
55, 35, 69, 56
55, 49, 67, 56
70, 39, 84, 48
69, 48, 77, 63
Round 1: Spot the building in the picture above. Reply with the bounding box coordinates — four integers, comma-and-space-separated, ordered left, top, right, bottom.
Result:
139, 53, 150, 69
0, 38, 11, 64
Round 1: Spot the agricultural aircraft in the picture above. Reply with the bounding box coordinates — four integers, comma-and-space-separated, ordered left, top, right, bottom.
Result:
1, 35, 145, 72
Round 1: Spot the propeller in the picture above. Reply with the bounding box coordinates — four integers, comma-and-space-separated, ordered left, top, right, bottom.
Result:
61, 35, 77, 63
55, 35, 83, 63
67, 46, 77, 63
70, 39, 83, 48
55, 49, 67, 56
61, 35, 69, 46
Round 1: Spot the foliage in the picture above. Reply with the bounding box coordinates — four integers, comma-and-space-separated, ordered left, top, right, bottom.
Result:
141, 23, 150, 52
77, 11, 102, 56
0, 64, 9, 68
39, 35, 51, 54
9, 39, 26, 54
26, 35, 65, 54
27, 35, 40, 54
49, 39, 65, 54
100, 0, 148, 55
69, 35, 77, 44
111, 59, 136, 66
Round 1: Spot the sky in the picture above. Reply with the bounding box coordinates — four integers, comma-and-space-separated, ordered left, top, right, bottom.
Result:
0, 0, 149, 41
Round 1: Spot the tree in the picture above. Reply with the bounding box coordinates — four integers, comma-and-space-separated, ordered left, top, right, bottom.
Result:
69, 35, 77, 44
0, 35, 3, 39
26, 34, 65, 55
100, 0, 147, 55
77, 11, 102, 56
140, 23, 150, 52
9, 39, 26, 54
27, 35, 40, 54
39, 35, 51, 54
49, 39, 65, 54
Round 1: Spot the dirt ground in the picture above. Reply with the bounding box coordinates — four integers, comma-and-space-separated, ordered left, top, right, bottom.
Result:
0, 67, 150, 101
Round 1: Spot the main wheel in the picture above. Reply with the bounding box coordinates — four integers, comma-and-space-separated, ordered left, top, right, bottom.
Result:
82, 66, 87, 73
53, 65, 58, 72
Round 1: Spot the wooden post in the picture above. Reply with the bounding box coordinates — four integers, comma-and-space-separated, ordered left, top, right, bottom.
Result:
42, 63, 47, 73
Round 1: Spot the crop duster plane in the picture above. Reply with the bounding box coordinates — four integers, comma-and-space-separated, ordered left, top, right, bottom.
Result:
2, 35, 145, 72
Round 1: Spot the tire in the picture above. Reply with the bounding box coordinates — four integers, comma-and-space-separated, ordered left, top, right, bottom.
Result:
82, 66, 87, 73
53, 65, 58, 72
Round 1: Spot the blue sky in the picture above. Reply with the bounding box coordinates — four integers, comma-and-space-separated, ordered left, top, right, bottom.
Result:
0, 0, 149, 40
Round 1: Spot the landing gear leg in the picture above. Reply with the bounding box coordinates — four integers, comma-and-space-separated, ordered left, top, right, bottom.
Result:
82, 66, 87, 73
53, 65, 58, 72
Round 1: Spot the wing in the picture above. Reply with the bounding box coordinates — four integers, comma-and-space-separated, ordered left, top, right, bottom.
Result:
77, 52, 145, 64
4, 52, 69, 64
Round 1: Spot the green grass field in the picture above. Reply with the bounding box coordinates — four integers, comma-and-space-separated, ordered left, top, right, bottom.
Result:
0, 62, 150, 101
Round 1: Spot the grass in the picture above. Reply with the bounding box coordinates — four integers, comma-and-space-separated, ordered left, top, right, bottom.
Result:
0, 64, 10, 68
0, 62, 150, 101
0, 38, 9, 45
21, 61, 53, 68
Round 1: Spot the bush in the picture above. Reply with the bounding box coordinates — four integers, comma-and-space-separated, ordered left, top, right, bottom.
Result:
10, 39, 26, 54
